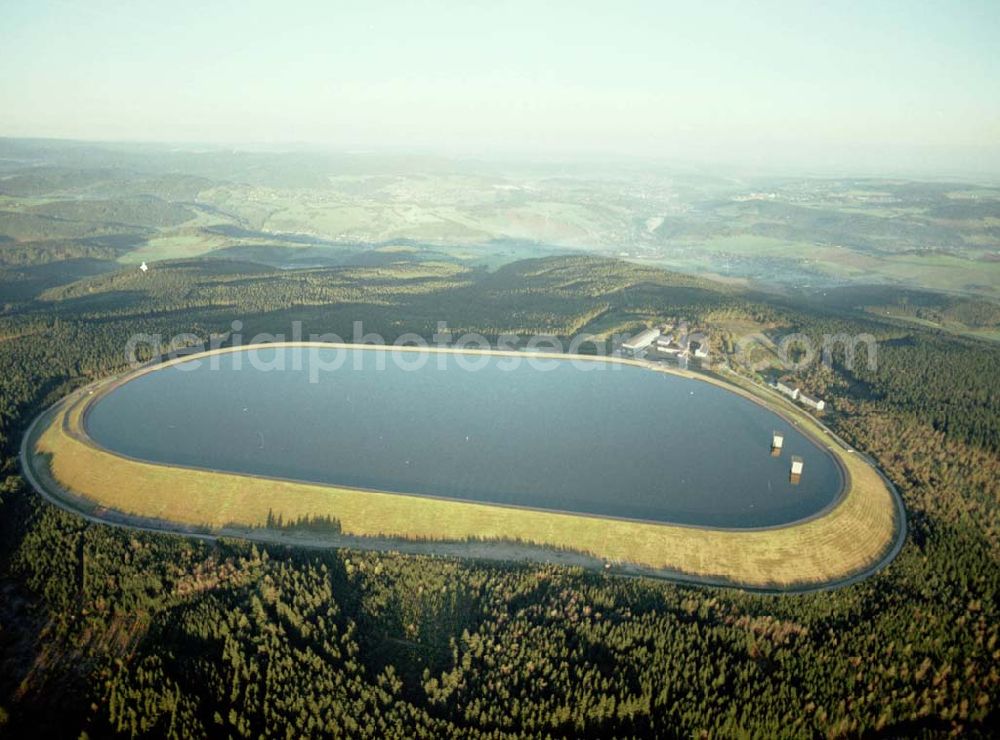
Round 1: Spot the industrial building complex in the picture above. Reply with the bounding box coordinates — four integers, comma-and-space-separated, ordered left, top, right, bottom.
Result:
621, 321, 709, 363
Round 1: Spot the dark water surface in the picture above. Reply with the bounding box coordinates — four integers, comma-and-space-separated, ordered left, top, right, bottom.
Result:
85, 347, 842, 528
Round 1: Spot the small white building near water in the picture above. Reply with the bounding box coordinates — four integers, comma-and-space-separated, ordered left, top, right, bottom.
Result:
775, 382, 800, 400
655, 336, 684, 355
790, 456, 804, 477
799, 394, 826, 411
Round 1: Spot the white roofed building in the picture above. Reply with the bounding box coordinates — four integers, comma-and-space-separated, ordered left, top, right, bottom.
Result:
800, 394, 826, 411
775, 382, 800, 400
622, 328, 661, 354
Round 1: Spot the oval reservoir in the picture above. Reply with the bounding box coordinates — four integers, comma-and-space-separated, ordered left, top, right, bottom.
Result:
84, 346, 843, 528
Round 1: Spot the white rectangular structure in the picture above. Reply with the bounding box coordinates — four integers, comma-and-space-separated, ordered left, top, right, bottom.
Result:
622, 328, 661, 353
800, 394, 825, 411
776, 382, 800, 400
656, 341, 683, 355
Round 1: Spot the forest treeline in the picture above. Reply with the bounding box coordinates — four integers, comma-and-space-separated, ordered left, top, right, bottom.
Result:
0, 255, 997, 737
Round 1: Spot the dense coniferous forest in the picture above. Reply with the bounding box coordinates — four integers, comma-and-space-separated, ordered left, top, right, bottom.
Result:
0, 255, 997, 737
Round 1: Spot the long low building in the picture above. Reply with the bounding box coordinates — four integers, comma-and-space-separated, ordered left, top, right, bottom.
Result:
772, 380, 826, 411
800, 393, 826, 411
622, 328, 661, 354
775, 382, 800, 400
655, 336, 684, 355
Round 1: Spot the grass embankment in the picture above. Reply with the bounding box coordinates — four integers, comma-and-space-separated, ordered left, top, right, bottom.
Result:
32, 345, 901, 589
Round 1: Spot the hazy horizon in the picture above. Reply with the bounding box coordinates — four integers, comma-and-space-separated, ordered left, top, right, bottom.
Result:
2, 0, 999, 177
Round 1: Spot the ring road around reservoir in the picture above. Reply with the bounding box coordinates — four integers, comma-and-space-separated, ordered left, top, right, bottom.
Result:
21, 342, 906, 592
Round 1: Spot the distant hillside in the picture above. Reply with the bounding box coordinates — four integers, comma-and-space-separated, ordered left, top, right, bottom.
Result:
1, 140, 999, 298
26, 196, 195, 230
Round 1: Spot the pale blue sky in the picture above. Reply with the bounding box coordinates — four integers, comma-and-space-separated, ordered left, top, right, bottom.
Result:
1, 0, 997, 174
